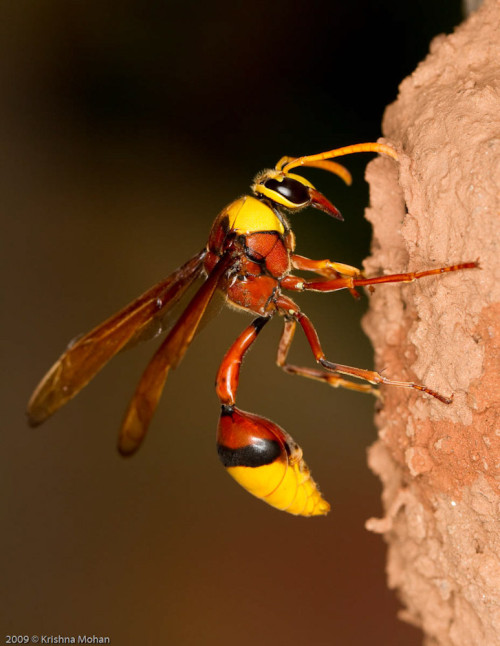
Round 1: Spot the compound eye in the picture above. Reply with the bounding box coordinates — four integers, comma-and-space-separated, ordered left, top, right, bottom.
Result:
264, 177, 310, 206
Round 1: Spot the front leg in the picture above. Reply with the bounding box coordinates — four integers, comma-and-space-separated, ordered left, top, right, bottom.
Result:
282, 261, 478, 294
291, 254, 363, 299
291, 253, 363, 278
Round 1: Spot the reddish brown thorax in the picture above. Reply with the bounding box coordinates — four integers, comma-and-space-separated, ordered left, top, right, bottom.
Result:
204, 196, 294, 316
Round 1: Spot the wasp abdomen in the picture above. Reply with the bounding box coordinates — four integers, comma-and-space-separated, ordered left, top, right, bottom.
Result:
217, 406, 330, 517
217, 438, 282, 468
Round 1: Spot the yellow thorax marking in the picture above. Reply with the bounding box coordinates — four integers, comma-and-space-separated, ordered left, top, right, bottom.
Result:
226, 196, 285, 235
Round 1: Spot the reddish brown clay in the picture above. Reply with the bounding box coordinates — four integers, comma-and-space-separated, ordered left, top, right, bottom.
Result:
362, 1, 500, 644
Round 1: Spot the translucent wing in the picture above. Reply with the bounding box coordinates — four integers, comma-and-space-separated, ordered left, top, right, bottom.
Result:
118, 251, 235, 455
27, 251, 206, 427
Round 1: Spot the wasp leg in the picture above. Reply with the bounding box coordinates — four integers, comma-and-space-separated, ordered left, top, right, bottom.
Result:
277, 318, 378, 396
291, 254, 363, 278
275, 294, 456, 404
291, 254, 364, 300
282, 261, 478, 294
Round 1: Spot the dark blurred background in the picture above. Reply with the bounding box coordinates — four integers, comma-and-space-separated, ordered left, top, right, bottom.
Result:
3, 1, 465, 644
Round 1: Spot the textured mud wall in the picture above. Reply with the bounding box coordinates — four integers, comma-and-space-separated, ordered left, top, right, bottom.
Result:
362, 1, 500, 644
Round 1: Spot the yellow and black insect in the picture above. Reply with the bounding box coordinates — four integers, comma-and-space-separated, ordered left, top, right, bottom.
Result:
27, 143, 477, 516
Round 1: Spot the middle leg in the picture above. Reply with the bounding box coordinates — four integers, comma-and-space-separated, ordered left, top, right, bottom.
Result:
275, 294, 454, 404
276, 317, 378, 396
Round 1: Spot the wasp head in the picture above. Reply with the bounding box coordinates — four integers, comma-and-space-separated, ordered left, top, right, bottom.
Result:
251, 168, 343, 221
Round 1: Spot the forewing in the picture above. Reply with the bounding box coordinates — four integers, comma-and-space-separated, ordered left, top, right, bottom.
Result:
27, 251, 206, 427
118, 251, 235, 455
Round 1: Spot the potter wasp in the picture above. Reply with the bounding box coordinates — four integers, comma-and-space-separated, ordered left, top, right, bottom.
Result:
27, 142, 477, 516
